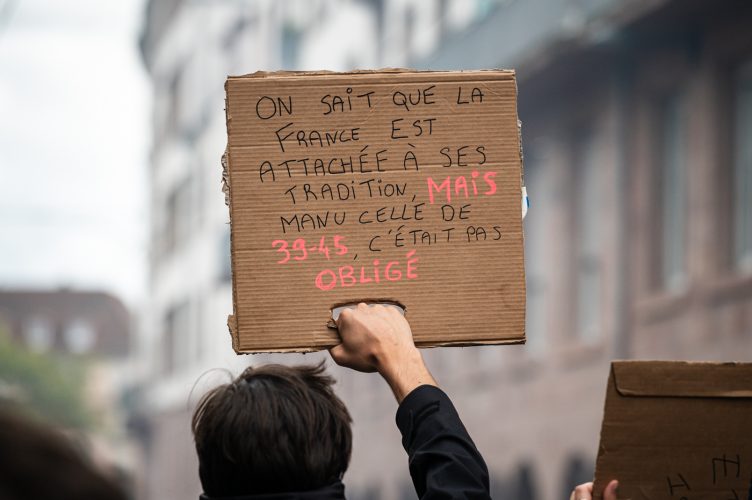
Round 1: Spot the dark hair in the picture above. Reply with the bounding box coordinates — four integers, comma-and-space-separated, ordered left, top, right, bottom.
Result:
0, 408, 128, 500
192, 362, 352, 497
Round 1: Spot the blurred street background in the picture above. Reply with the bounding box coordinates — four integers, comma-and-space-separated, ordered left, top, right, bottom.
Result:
1, 0, 751, 499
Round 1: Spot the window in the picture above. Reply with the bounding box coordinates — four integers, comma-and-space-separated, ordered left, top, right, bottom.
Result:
219, 226, 232, 283
654, 92, 687, 291
561, 454, 595, 499
523, 146, 548, 352
23, 316, 54, 352
222, 16, 250, 52
163, 301, 190, 374
491, 462, 540, 500
63, 319, 96, 354
281, 23, 302, 70
193, 296, 204, 361
164, 66, 183, 140
733, 60, 752, 272
404, 4, 416, 54
512, 463, 539, 500
475, 0, 497, 20
164, 177, 192, 256
573, 130, 603, 340
163, 310, 176, 374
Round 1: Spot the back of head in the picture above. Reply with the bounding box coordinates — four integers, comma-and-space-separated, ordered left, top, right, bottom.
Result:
0, 408, 128, 500
192, 362, 352, 497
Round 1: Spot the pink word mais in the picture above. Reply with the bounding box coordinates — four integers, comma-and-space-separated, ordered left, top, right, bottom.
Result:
426, 170, 497, 204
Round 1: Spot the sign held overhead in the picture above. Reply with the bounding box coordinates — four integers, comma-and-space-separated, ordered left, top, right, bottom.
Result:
223, 69, 526, 353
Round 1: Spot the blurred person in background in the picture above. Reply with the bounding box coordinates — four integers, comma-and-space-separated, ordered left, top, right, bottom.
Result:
192, 303, 490, 499
0, 408, 128, 500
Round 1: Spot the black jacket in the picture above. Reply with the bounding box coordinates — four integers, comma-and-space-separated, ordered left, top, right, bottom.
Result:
199, 483, 345, 500
201, 385, 490, 499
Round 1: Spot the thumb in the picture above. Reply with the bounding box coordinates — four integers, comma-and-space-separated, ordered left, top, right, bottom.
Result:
604, 480, 618, 500
328, 344, 354, 367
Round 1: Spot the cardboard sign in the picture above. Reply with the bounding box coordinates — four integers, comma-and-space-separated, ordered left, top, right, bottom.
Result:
223, 70, 525, 352
593, 361, 752, 499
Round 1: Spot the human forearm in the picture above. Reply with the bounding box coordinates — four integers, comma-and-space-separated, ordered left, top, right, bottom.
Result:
377, 347, 436, 403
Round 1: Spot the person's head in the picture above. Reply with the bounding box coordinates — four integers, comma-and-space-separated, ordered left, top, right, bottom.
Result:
0, 408, 128, 500
192, 362, 352, 497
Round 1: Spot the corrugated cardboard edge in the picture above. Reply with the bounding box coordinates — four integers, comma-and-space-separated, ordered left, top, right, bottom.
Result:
592, 362, 617, 499
223, 81, 242, 352
224, 74, 322, 354
235, 344, 321, 354
229, 68, 517, 80
234, 337, 526, 354
227, 313, 239, 352
221, 147, 231, 207
516, 74, 527, 346
224, 68, 522, 354
518, 118, 524, 187
612, 360, 752, 398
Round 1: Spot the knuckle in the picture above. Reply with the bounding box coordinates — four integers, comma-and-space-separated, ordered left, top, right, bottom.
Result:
574, 485, 590, 495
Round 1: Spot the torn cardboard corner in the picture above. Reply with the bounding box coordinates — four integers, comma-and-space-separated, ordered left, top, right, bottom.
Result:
593, 361, 752, 499
224, 69, 526, 353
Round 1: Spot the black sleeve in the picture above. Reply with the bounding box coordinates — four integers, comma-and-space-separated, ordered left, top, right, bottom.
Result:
396, 385, 491, 500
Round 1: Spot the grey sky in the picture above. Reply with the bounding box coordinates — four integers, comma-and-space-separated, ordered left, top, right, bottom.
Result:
0, 0, 149, 306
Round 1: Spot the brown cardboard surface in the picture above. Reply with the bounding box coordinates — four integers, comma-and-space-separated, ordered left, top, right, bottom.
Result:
593, 361, 752, 499
224, 69, 526, 353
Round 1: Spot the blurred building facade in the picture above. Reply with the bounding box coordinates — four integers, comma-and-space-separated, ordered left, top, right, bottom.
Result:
137, 0, 752, 499
0, 289, 130, 357
0, 288, 136, 490
414, 1, 752, 497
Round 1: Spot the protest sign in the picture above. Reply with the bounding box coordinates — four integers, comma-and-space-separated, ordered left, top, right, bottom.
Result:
594, 361, 752, 499
223, 70, 526, 352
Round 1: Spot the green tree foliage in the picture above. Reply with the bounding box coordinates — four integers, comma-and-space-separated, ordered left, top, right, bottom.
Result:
0, 330, 90, 429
